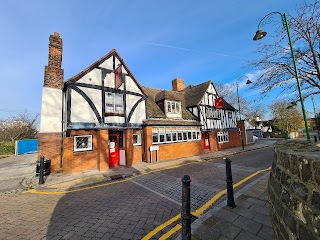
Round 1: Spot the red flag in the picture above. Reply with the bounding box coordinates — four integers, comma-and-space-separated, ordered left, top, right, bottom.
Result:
115, 64, 122, 89
215, 97, 224, 109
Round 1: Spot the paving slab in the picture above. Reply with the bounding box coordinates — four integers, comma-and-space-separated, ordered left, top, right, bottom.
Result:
190, 173, 273, 240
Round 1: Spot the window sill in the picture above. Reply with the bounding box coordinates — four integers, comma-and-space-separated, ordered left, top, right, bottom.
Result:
105, 113, 125, 117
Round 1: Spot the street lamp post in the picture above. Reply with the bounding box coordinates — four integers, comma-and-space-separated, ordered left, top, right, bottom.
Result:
253, 12, 310, 140
236, 76, 252, 150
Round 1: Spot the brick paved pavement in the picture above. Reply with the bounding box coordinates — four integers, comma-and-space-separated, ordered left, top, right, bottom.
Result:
190, 173, 272, 240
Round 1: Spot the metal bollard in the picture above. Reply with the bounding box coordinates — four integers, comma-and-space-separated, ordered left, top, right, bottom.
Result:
224, 158, 236, 208
39, 156, 45, 184
314, 136, 318, 142
181, 175, 191, 240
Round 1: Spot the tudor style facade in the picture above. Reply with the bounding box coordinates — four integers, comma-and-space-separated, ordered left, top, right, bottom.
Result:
38, 32, 245, 174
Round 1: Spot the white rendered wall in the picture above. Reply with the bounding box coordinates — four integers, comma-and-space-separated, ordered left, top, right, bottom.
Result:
40, 87, 62, 133
77, 68, 101, 86
68, 54, 145, 125
126, 76, 142, 93
105, 116, 125, 123
71, 87, 102, 123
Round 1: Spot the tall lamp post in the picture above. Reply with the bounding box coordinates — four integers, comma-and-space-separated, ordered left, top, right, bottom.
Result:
253, 12, 310, 140
236, 76, 252, 150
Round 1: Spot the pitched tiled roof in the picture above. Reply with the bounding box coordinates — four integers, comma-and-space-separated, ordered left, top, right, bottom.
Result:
183, 80, 236, 111
142, 87, 166, 118
183, 81, 211, 107
141, 86, 197, 120
144, 119, 201, 126
155, 90, 183, 102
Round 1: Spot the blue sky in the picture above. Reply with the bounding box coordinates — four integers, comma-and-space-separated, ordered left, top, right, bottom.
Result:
0, 0, 318, 121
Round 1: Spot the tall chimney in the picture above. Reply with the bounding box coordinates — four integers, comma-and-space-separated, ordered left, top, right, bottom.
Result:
44, 32, 64, 89
172, 78, 184, 91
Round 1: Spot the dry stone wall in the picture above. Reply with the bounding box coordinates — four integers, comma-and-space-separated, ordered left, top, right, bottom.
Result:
269, 140, 320, 239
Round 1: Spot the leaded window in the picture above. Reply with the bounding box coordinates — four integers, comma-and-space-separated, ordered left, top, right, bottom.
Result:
74, 135, 93, 152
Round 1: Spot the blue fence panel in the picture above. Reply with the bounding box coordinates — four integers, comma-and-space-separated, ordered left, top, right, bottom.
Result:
17, 139, 38, 155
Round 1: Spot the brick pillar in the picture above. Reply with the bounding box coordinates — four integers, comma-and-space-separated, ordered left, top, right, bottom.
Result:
237, 120, 246, 147
98, 130, 109, 171
62, 132, 73, 174
44, 32, 64, 89
208, 131, 218, 151
143, 126, 153, 163
125, 130, 134, 166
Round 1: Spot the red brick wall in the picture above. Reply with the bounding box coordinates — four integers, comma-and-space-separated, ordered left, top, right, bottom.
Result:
38, 133, 62, 172
132, 146, 142, 163
208, 121, 246, 151
143, 126, 203, 162
97, 130, 109, 171
62, 130, 99, 174
154, 141, 203, 161
132, 129, 143, 164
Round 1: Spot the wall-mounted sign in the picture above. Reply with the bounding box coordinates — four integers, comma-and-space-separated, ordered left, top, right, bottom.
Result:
215, 97, 224, 109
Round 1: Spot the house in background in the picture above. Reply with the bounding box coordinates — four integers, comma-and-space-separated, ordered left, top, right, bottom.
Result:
38, 32, 245, 174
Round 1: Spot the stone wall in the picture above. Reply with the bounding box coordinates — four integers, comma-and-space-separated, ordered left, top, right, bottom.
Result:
269, 140, 320, 239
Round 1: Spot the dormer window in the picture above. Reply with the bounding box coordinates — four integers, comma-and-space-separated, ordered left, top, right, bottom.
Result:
167, 101, 181, 114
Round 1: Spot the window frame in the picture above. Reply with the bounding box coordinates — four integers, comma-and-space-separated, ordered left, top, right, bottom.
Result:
74, 135, 93, 152
133, 133, 142, 146
166, 100, 181, 114
217, 131, 229, 144
105, 92, 124, 114
151, 126, 201, 144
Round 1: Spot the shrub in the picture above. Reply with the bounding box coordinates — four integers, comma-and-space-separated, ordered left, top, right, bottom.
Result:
0, 141, 15, 156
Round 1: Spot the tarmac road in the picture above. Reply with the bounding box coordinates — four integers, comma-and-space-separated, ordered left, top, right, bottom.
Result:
0, 147, 273, 239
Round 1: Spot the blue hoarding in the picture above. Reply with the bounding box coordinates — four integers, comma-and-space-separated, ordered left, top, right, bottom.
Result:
16, 139, 38, 155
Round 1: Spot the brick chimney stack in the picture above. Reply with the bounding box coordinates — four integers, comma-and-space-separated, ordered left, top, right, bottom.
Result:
172, 78, 184, 91
44, 32, 64, 89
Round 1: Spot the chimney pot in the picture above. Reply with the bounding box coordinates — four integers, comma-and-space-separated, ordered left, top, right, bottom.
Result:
44, 32, 64, 89
172, 78, 184, 91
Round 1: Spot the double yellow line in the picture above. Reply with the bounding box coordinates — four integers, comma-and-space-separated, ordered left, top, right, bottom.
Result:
142, 166, 271, 240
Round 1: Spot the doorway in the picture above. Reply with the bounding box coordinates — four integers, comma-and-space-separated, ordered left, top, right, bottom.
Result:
203, 132, 210, 150
109, 134, 120, 167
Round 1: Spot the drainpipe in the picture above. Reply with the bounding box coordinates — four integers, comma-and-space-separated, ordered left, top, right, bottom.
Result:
60, 86, 66, 171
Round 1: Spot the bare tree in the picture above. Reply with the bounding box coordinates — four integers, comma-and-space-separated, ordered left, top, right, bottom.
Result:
0, 110, 39, 142
248, 0, 320, 99
215, 83, 265, 120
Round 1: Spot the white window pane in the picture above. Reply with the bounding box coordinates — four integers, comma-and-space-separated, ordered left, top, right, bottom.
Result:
172, 102, 175, 112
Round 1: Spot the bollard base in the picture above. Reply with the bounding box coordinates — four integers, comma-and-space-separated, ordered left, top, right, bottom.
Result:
227, 201, 236, 208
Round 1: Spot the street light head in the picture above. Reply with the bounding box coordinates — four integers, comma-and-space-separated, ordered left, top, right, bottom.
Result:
253, 30, 267, 40
246, 79, 253, 84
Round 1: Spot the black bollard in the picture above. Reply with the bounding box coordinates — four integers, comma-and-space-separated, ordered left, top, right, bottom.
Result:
39, 156, 45, 184
181, 175, 191, 240
314, 136, 317, 142
224, 158, 236, 208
